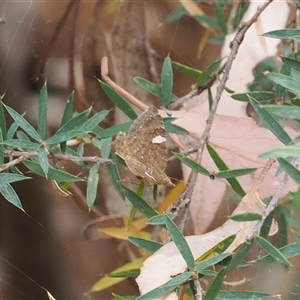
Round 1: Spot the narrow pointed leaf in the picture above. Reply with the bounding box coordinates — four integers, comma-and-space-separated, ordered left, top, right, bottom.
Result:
0, 182, 23, 210
195, 253, 231, 272
277, 158, 300, 184
45, 129, 85, 145
61, 91, 75, 126
282, 56, 300, 72
231, 91, 275, 102
172, 61, 202, 78
216, 290, 271, 299
82, 110, 109, 131
267, 73, 300, 98
4, 104, 41, 141
128, 236, 163, 253
229, 212, 262, 222
0, 173, 29, 184
175, 153, 210, 175
121, 185, 158, 219
100, 81, 137, 120
23, 160, 81, 182
38, 146, 49, 177
133, 77, 162, 98
226, 240, 253, 274
0, 97, 7, 141
163, 118, 189, 134
264, 104, 300, 120
263, 29, 300, 42
161, 56, 174, 106
248, 95, 292, 145
260, 145, 300, 159
3, 139, 40, 150
214, 168, 256, 179
38, 82, 48, 140
136, 271, 192, 300
54, 108, 91, 136
165, 215, 195, 270
87, 163, 99, 207
203, 268, 226, 300
255, 236, 291, 266
106, 162, 125, 200
206, 143, 246, 196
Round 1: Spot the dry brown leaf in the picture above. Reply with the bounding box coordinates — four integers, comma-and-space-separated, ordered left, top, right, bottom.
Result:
136, 164, 277, 299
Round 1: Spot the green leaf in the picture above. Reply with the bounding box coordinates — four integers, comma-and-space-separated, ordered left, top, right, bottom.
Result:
206, 143, 246, 197
163, 118, 189, 134
86, 163, 99, 207
60, 91, 75, 152
260, 145, 300, 159
263, 104, 300, 120
231, 91, 275, 102
195, 253, 231, 272
229, 212, 262, 222
216, 290, 271, 300
148, 213, 175, 225
165, 215, 195, 270
214, 168, 257, 179
128, 236, 163, 253
175, 153, 210, 176
277, 158, 300, 184
0, 128, 4, 165
23, 160, 81, 182
255, 236, 291, 267
3, 139, 40, 150
256, 241, 300, 263
0, 97, 7, 141
99, 137, 112, 159
45, 129, 86, 145
172, 61, 202, 78
161, 56, 174, 106
216, 4, 227, 35
98, 122, 131, 139
275, 61, 291, 98
82, 110, 109, 131
7, 121, 18, 140
248, 95, 292, 145
38, 81, 48, 140
198, 58, 223, 86
0, 173, 29, 184
133, 77, 162, 98
282, 56, 300, 72
53, 108, 91, 136
267, 72, 300, 98
100, 80, 138, 120
121, 185, 158, 219
136, 271, 192, 300
108, 269, 140, 278
0, 182, 23, 210
226, 240, 253, 274
3, 104, 41, 142
263, 29, 300, 43
203, 268, 226, 300
38, 146, 49, 177
166, 6, 186, 23
61, 91, 75, 126
106, 162, 125, 200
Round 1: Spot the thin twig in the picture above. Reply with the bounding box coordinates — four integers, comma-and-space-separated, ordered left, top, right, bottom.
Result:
101, 57, 148, 112
170, 0, 273, 224
4, 150, 112, 164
